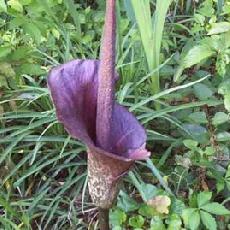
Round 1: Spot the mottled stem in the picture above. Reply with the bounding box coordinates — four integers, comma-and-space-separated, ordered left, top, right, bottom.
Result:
87, 149, 132, 209
96, 0, 116, 151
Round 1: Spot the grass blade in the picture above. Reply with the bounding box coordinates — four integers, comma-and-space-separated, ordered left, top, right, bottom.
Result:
131, 0, 172, 97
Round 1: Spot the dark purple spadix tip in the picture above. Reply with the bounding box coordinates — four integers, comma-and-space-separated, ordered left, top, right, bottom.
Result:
96, 0, 116, 152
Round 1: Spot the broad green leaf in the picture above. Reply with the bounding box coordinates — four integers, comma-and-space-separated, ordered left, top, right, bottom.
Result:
212, 112, 229, 126
198, 0, 214, 17
183, 139, 198, 149
194, 13, 205, 25
138, 204, 157, 218
217, 180, 225, 193
0, 75, 7, 88
167, 214, 182, 230
16, 63, 46, 76
218, 79, 230, 95
204, 146, 215, 156
225, 165, 230, 191
170, 199, 186, 215
182, 45, 215, 69
216, 132, 230, 142
0, 64, 16, 88
188, 112, 207, 124
183, 124, 208, 143
129, 171, 158, 202
193, 83, 213, 100
0, 46, 11, 59
197, 192, 212, 207
9, 46, 33, 61
216, 52, 227, 77
0, 63, 15, 78
117, 191, 139, 212
218, 80, 230, 111
174, 45, 215, 82
189, 210, 200, 230
51, 28, 60, 39
128, 215, 145, 228
110, 209, 127, 227
182, 208, 197, 228
8, 0, 23, 12
0, 0, 7, 12
223, 3, 230, 14
223, 95, 230, 112
112, 227, 122, 230
64, 0, 81, 34
222, 1, 230, 14
201, 202, 230, 215
140, 183, 158, 201
23, 22, 41, 44
225, 165, 230, 179
20, 0, 31, 5
150, 216, 166, 230
200, 211, 217, 230
182, 209, 200, 230
208, 22, 230, 35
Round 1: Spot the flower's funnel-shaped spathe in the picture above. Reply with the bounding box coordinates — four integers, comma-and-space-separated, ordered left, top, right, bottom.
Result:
48, 0, 150, 210
48, 60, 150, 208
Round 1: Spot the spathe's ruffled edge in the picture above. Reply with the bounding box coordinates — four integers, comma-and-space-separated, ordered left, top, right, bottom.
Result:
87, 142, 150, 162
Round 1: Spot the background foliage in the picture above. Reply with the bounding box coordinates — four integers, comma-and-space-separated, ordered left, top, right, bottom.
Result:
0, 0, 230, 229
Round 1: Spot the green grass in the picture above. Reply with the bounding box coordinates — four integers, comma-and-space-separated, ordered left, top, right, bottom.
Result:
0, 0, 230, 229
131, 0, 172, 97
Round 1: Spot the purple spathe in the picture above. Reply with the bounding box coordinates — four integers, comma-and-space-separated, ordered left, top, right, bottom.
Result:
48, 0, 150, 210
48, 59, 150, 161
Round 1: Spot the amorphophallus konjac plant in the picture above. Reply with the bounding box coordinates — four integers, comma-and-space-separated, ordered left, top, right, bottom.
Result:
48, 0, 150, 228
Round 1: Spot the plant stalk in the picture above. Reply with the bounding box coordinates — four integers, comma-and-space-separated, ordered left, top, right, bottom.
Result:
98, 208, 110, 230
